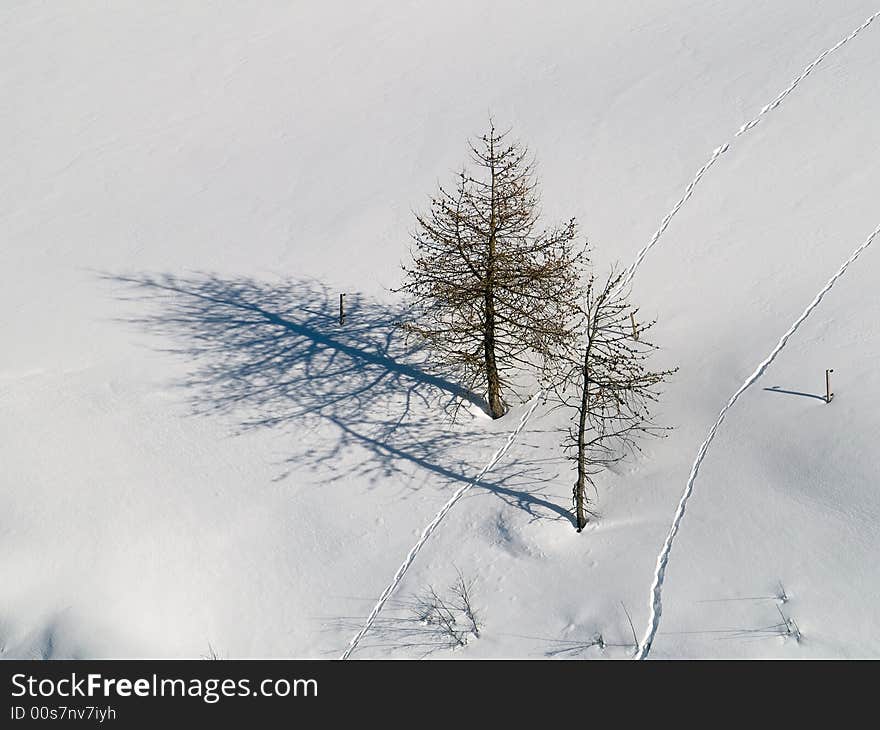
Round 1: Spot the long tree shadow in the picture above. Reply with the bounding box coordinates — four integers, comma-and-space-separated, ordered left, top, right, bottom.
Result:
107, 272, 573, 525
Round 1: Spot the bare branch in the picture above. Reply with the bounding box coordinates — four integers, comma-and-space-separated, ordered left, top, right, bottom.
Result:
547, 268, 677, 530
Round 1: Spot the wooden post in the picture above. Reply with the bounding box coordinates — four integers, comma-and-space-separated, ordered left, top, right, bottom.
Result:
825, 368, 834, 404
339, 293, 345, 325
630, 312, 639, 340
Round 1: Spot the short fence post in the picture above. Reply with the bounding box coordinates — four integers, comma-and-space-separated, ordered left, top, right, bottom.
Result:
339, 293, 346, 326
825, 368, 834, 404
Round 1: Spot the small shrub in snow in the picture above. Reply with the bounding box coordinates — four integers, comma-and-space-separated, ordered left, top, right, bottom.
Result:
413, 571, 481, 649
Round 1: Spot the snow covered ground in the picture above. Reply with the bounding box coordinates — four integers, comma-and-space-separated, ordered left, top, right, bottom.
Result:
2, 1, 879, 659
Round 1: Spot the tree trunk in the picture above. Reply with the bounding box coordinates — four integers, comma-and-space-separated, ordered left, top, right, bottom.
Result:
574, 400, 588, 531
574, 327, 594, 531
484, 284, 504, 418
483, 128, 504, 420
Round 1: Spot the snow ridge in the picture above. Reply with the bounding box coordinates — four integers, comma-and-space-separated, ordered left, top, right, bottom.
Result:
636, 222, 880, 660
340, 394, 543, 659
622, 8, 880, 286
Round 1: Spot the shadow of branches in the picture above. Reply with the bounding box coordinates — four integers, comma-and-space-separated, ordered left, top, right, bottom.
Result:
108, 272, 573, 525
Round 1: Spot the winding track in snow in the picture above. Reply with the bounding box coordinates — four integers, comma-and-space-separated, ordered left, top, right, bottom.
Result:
635, 9, 880, 660
622, 9, 880, 286
341, 10, 880, 659
636, 222, 880, 660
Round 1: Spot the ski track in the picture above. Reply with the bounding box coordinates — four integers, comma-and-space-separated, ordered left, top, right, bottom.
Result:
341, 10, 880, 660
636, 223, 880, 660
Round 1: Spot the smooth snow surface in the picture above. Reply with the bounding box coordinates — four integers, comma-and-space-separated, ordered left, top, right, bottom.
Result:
3, 1, 880, 659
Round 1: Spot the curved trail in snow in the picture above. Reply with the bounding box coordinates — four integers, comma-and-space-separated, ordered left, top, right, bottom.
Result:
622, 9, 880, 286
636, 223, 880, 660
341, 10, 880, 659
634, 8, 880, 660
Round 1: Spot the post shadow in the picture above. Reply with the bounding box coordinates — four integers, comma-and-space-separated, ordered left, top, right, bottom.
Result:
763, 386, 826, 402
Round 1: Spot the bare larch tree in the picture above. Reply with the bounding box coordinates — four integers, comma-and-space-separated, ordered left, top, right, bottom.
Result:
397, 121, 585, 419
549, 269, 677, 531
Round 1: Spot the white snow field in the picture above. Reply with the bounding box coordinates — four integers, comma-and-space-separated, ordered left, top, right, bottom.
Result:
2, 1, 879, 659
